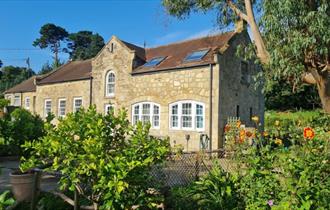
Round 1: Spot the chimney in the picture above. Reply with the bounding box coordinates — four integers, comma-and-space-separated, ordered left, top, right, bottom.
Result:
235, 19, 247, 33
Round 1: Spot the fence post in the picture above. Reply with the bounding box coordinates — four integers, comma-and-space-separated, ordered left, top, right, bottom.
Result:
30, 170, 41, 210
74, 187, 79, 210
195, 153, 200, 181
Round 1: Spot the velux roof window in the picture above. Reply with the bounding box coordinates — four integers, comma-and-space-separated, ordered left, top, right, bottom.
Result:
184, 49, 209, 62
143, 57, 166, 67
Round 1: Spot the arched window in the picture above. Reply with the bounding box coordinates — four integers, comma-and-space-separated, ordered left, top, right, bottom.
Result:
169, 100, 205, 131
132, 102, 160, 129
106, 71, 115, 97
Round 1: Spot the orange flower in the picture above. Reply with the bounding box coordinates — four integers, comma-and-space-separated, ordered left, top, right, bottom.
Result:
224, 124, 231, 132
246, 131, 253, 138
239, 130, 245, 143
303, 127, 315, 140
236, 120, 242, 128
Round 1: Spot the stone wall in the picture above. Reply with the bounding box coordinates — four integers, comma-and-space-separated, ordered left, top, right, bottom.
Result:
217, 31, 265, 147
92, 37, 220, 151
4, 92, 36, 113
35, 80, 91, 119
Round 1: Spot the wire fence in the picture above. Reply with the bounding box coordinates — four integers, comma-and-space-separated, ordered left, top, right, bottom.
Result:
150, 149, 236, 188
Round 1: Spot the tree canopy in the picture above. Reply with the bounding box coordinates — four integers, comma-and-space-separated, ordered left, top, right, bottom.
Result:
163, 0, 330, 113
67, 31, 105, 60
0, 66, 35, 94
33, 23, 69, 68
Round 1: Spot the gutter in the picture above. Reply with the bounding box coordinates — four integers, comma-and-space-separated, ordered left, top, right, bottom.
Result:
131, 63, 215, 75
209, 64, 213, 151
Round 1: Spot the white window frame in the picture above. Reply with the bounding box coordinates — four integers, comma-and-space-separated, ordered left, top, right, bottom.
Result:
169, 100, 205, 131
104, 104, 114, 114
13, 95, 21, 107
105, 71, 115, 97
131, 102, 160, 129
44, 99, 52, 118
58, 98, 66, 117
25, 97, 30, 110
73, 97, 83, 112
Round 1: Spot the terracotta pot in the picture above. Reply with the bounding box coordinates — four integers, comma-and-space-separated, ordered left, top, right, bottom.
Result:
9, 171, 40, 202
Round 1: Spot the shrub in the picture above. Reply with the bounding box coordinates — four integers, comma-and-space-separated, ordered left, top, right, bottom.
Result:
21, 106, 170, 210
188, 165, 243, 210
224, 116, 330, 209
0, 108, 45, 156
0, 191, 15, 210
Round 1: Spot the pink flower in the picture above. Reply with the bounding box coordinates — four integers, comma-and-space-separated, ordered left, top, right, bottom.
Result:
267, 200, 274, 206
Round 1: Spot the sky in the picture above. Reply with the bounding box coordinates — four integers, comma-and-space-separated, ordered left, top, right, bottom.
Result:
0, 0, 232, 73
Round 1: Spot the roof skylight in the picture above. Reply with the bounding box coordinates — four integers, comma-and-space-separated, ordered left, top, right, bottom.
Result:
184, 49, 209, 62
143, 57, 166, 67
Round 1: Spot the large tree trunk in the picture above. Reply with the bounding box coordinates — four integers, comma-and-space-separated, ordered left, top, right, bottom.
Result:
316, 76, 330, 113
244, 0, 270, 65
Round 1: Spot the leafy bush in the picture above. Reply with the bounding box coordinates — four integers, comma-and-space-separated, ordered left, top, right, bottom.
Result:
21, 106, 170, 210
188, 166, 243, 210
0, 191, 15, 210
0, 108, 45, 156
165, 186, 198, 210
224, 116, 330, 209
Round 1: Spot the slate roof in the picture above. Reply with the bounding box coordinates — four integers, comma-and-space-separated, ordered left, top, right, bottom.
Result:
4, 31, 236, 93
130, 31, 236, 74
37, 59, 92, 85
4, 76, 37, 93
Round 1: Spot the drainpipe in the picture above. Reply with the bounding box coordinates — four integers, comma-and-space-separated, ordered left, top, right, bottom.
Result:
209, 64, 213, 151
89, 77, 93, 106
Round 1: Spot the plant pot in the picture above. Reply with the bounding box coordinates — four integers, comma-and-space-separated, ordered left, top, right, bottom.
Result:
9, 171, 41, 202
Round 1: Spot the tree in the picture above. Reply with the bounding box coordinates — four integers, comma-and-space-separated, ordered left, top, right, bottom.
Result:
21, 107, 169, 209
39, 61, 53, 75
0, 60, 3, 68
0, 66, 35, 93
67, 31, 105, 60
33, 23, 69, 68
162, 0, 330, 113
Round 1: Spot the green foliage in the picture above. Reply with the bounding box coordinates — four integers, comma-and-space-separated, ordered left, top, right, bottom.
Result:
0, 99, 9, 109
0, 191, 15, 210
33, 23, 69, 68
0, 108, 45, 156
265, 79, 321, 110
67, 31, 105, 60
0, 65, 35, 94
188, 166, 243, 210
265, 110, 330, 131
36, 192, 72, 210
262, 0, 330, 85
162, 0, 247, 29
224, 114, 330, 209
165, 186, 199, 210
33, 23, 69, 52
21, 106, 170, 209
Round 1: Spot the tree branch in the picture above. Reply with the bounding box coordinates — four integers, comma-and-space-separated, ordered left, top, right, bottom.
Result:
227, 1, 249, 22
51, 191, 94, 210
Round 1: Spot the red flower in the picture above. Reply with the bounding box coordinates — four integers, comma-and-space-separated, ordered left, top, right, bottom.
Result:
246, 131, 253, 138
224, 124, 231, 132
303, 127, 315, 140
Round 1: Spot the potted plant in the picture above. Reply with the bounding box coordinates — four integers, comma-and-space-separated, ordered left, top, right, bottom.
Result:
9, 169, 41, 202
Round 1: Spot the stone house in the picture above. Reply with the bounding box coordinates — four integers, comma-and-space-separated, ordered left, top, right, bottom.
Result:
4, 29, 264, 151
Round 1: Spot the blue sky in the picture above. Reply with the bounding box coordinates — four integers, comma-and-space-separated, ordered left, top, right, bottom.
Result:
0, 0, 230, 72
